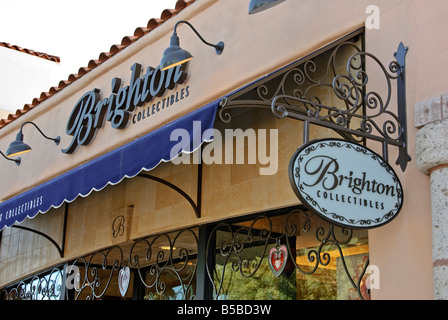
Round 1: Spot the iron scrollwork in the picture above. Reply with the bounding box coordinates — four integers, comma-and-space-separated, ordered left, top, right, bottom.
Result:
206, 209, 371, 300
219, 39, 410, 171
0, 266, 64, 300
129, 228, 198, 300
68, 246, 124, 300
65, 228, 198, 300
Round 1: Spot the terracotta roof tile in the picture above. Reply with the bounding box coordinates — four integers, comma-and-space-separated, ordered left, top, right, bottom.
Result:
161, 8, 179, 20
88, 60, 100, 69
147, 18, 165, 30
0, 0, 196, 130
98, 51, 113, 62
0, 42, 61, 63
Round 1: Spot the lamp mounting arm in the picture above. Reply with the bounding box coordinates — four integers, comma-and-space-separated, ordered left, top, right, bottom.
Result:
20, 121, 60, 145
174, 20, 224, 55
0, 150, 20, 165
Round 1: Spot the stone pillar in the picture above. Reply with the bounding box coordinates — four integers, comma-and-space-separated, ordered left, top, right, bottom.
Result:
415, 94, 448, 299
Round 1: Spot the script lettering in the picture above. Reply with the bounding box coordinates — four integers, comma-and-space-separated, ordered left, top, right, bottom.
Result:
302, 155, 396, 197
63, 63, 188, 154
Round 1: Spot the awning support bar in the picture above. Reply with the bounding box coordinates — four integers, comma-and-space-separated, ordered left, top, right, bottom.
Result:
10, 203, 68, 258
138, 164, 202, 218
11, 225, 64, 258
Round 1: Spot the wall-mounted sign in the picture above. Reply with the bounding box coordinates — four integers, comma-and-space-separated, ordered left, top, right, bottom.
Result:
289, 139, 403, 229
63, 62, 189, 154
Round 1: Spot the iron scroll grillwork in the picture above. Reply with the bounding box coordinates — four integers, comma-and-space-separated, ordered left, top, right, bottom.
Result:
129, 229, 198, 300
219, 40, 411, 171
206, 209, 371, 300
2, 214, 370, 300
65, 228, 198, 300
0, 266, 64, 300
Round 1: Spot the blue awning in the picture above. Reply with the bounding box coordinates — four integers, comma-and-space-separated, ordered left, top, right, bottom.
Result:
0, 100, 219, 231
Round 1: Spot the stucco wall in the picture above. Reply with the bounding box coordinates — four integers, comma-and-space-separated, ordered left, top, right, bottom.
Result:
0, 0, 442, 299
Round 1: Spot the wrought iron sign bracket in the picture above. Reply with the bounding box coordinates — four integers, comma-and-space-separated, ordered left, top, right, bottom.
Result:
219, 37, 411, 171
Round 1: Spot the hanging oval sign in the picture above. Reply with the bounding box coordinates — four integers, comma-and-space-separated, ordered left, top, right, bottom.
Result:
289, 139, 403, 229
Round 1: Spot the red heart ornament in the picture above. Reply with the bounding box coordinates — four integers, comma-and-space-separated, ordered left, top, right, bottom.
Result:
268, 245, 288, 277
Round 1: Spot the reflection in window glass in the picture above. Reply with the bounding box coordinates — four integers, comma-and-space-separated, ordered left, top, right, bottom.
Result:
211, 211, 369, 300
1, 267, 64, 300
143, 260, 197, 300
140, 229, 198, 300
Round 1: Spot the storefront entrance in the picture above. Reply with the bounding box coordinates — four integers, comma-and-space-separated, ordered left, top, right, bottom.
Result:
1, 206, 369, 300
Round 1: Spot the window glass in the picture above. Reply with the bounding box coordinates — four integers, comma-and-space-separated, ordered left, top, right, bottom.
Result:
210, 211, 369, 300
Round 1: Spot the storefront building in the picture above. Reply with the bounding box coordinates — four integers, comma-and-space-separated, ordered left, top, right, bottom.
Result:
0, 0, 445, 300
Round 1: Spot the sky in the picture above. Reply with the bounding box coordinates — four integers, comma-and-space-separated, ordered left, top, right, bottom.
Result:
1, 0, 179, 79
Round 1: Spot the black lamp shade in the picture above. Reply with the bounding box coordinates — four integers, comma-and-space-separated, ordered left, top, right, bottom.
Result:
6, 131, 32, 157
249, 0, 286, 14
161, 33, 193, 71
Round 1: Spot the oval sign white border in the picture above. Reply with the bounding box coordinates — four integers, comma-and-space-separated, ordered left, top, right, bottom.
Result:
289, 139, 403, 229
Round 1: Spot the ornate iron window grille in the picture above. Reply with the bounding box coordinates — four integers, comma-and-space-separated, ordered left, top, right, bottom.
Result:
0, 266, 64, 300
219, 33, 410, 171
65, 228, 198, 300
1, 210, 370, 300
206, 208, 371, 300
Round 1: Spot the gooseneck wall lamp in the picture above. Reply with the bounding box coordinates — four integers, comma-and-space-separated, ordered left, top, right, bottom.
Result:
160, 20, 224, 71
1, 150, 20, 166
6, 121, 60, 160
248, 0, 286, 14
